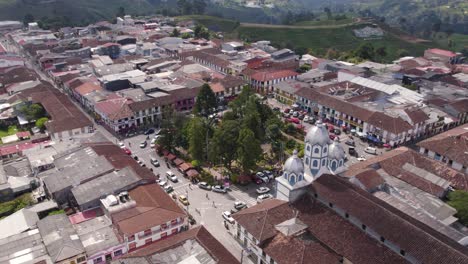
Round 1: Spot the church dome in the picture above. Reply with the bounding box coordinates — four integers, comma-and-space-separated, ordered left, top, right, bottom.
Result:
283, 149, 304, 175
305, 120, 330, 147
328, 138, 346, 161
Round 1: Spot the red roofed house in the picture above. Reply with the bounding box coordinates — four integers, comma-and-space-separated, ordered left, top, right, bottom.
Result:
95, 97, 135, 133
249, 69, 298, 94
424, 48, 458, 63
104, 184, 187, 252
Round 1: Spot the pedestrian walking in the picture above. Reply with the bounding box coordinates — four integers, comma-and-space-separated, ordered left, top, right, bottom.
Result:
128, 142, 131, 147
206, 193, 209, 199
212, 201, 215, 207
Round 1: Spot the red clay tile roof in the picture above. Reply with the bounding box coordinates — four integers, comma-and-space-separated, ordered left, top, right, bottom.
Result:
448, 99, 468, 113
354, 169, 385, 191
74, 82, 102, 96
95, 97, 133, 121
186, 169, 199, 178
345, 147, 468, 191
233, 198, 406, 264
251, 69, 298, 82
123, 226, 239, 264
417, 124, 468, 168
404, 107, 430, 124
12, 83, 92, 134
297, 87, 414, 134
112, 183, 186, 236
425, 48, 457, 58
312, 174, 468, 264
179, 162, 193, 172
173, 158, 184, 166
89, 143, 154, 182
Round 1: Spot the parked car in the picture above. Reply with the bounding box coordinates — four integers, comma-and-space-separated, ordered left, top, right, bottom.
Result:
137, 160, 145, 167
139, 141, 147, 148
292, 111, 299, 117
144, 128, 155, 135
150, 138, 157, 148
164, 185, 173, 193
154, 134, 161, 140
329, 134, 336, 140
256, 172, 269, 183
234, 201, 247, 210
118, 142, 125, 148
154, 129, 161, 135
307, 117, 316, 124
288, 118, 300, 124
157, 180, 167, 187
262, 170, 274, 181
357, 156, 367, 161
178, 195, 189, 206
298, 114, 305, 120
222, 211, 235, 224
150, 157, 160, 167
345, 140, 355, 146
257, 194, 273, 203
122, 148, 132, 155
348, 147, 356, 156
364, 147, 377, 155
303, 116, 310, 122
284, 108, 291, 114
198, 182, 212, 190
212, 185, 227, 193
166, 171, 178, 182
256, 186, 270, 194
334, 129, 341, 135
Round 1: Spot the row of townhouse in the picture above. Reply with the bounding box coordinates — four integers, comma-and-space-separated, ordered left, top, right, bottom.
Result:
295, 88, 434, 146
247, 69, 299, 94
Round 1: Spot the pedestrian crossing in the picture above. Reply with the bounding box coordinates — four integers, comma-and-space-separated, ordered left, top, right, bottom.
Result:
227, 186, 258, 206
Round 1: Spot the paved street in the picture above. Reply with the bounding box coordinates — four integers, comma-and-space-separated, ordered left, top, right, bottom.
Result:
123, 133, 263, 263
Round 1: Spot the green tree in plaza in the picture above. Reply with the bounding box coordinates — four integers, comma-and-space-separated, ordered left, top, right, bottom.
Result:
35, 117, 49, 131
158, 107, 189, 151
237, 128, 262, 173
171, 28, 180, 37
208, 120, 240, 170
19, 103, 45, 122
188, 117, 206, 161
194, 83, 217, 117
194, 24, 210, 39
266, 123, 281, 142
448, 191, 468, 226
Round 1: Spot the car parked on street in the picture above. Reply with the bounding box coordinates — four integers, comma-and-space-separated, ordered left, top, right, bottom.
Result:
256, 172, 269, 183
178, 195, 189, 206
157, 179, 167, 187
222, 211, 235, 224
257, 194, 273, 203
137, 160, 145, 167
212, 185, 227, 193
166, 171, 178, 182
292, 111, 299, 117
364, 147, 377, 155
118, 142, 125, 148
139, 141, 147, 148
234, 201, 247, 210
256, 187, 270, 194
164, 185, 173, 193
357, 156, 367, 161
144, 128, 155, 135
345, 140, 355, 146
348, 147, 357, 157
334, 129, 341, 135
122, 148, 132, 155
263, 170, 274, 181
150, 157, 160, 167
287, 117, 300, 124
150, 138, 157, 148
198, 182, 212, 190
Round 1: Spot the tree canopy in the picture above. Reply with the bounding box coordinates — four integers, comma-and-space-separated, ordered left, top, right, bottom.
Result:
237, 128, 262, 173
448, 191, 468, 227
194, 83, 217, 117
19, 103, 45, 122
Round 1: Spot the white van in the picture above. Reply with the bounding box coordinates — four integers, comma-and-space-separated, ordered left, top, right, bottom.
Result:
364, 147, 377, 155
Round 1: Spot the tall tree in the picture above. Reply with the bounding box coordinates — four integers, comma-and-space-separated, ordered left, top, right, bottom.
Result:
193, 0, 207, 14
237, 128, 262, 173
194, 83, 217, 117
23, 14, 34, 26
116, 6, 125, 18
171, 28, 180, 37
208, 120, 239, 169
188, 117, 206, 161
354, 42, 375, 60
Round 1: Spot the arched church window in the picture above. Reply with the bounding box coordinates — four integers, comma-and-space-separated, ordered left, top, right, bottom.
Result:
323, 146, 328, 154
298, 174, 303, 181
322, 159, 327, 166
289, 174, 296, 185
314, 147, 320, 154
306, 145, 310, 152
331, 160, 337, 171
312, 160, 318, 168
284, 172, 288, 179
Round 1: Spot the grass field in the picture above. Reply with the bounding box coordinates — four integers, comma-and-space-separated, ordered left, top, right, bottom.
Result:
294, 18, 355, 27
175, 15, 240, 32
433, 33, 468, 51
234, 25, 437, 60
0, 125, 18, 138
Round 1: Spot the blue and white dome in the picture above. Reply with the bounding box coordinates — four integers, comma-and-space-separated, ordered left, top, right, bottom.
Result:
328, 138, 345, 161
304, 120, 330, 147
283, 149, 304, 175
